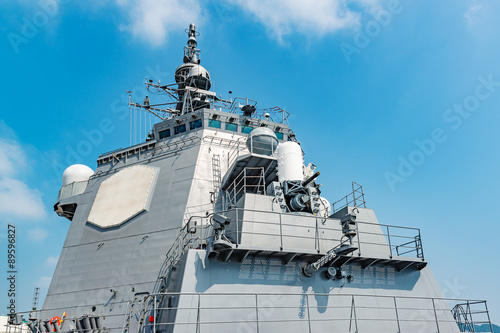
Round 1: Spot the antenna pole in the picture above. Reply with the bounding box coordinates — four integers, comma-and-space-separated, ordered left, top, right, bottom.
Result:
32, 287, 39, 310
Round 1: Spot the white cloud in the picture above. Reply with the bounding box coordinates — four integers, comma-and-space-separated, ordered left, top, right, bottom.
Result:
115, 0, 203, 47
0, 124, 47, 220
227, 0, 384, 42
0, 139, 27, 177
27, 227, 49, 242
464, 1, 483, 26
0, 178, 46, 219
45, 256, 59, 267
105, 0, 384, 47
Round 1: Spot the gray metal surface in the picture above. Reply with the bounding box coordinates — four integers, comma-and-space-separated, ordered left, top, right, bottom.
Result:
43, 130, 203, 323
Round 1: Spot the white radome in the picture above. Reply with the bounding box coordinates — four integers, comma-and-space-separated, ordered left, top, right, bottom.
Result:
62, 164, 94, 185
277, 141, 303, 182
246, 127, 278, 156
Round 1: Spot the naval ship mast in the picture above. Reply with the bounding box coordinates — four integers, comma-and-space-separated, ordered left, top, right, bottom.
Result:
128, 23, 215, 120
8, 24, 493, 333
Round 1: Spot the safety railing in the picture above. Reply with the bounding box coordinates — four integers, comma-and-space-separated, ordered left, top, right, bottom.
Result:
4, 320, 29, 333
6, 305, 124, 333
154, 216, 213, 293
141, 292, 492, 333
170, 207, 424, 262
228, 97, 257, 114
395, 235, 424, 258
452, 300, 493, 332
221, 97, 289, 124
98, 139, 157, 159
173, 208, 425, 262
145, 208, 428, 333
227, 137, 248, 168
221, 207, 424, 260
331, 181, 366, 215
7, 293, 492, 333
224, 168, 266, 209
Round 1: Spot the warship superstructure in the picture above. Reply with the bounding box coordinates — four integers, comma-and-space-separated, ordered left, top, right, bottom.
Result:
8, 24, 494, 333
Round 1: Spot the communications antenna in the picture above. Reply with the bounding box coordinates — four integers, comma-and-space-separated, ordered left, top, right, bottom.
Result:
32, 287, 39, 310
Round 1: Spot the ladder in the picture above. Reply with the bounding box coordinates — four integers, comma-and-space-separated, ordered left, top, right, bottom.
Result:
212, 154, 222, 211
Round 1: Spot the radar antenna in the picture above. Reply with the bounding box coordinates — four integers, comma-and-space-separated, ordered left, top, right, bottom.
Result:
127, 88, 180, 121
184, 23, 200, 64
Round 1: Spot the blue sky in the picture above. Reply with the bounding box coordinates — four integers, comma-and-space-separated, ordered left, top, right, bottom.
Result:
1, 0, 499, 323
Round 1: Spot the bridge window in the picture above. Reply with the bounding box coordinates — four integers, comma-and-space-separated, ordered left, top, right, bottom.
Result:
225, 123, 238, 132
275, 132, 284, 140
159, 129, 171, 139
242, 126, 253, 134
174, 124, 186, 135
208, 119, 221, 129
190, 119, 203, 130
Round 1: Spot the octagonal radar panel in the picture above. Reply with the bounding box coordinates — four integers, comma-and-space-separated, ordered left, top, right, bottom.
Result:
87, 165, 159, 229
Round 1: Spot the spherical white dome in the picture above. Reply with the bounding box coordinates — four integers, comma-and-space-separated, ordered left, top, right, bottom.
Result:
62, 164, 94, 186
248, 127, 276, 139
246, 127, 278, 156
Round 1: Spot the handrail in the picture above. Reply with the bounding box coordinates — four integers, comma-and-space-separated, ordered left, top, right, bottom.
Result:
7, 282, 491, 333
227, 136, 247, 168
225, 207, 425, 259
138, 293, 491, 333
225, 167, 266, 209
153, 215, 213, 294
146, 206, 428, 313
452, 300, 494, 332
332, 181, 366, 214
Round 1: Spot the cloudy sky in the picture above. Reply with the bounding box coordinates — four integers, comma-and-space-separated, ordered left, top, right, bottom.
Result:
1, 0, 499, 323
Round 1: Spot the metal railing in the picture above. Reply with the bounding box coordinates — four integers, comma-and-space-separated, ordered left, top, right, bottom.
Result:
331, 181, 366, 215
164, 207, 425, 263
227, 137, 247, 168
7, 294, 492, 333
395, 235, 424, 258
140, 292, 492, 333
153, 207, 426, 306
224, 168, 266, 209
98, 139, 157, 159
452, 300, 493, 332
5, 305, 126, 333
224, 97, 289, 124
141, 208, 429, 332
222, 207, 424, 260
154, 216, 213, 293
228, 97, 257, 114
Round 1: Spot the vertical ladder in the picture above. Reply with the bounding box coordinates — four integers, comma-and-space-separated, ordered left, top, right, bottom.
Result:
212, 154, 222, 211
